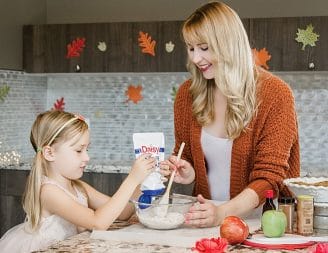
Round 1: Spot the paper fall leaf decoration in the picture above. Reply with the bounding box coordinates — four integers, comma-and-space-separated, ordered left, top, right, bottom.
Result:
138, 31, 156, 56
192, 237, 228, 253
125, 85, 143, 104
295, 24, 319, 50
94, 110, 103, 118
66, 37, 86, 58
171, 86, 177, 101
308, 243, 328, 253
252, 48, 271, 70
97, 41, 107, 52
53, 97, 65, 111
0, 84, 10, 102
165, 41, 175, 53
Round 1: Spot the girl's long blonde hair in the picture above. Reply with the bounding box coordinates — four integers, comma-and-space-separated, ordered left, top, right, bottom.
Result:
182, 1, 259, 139
23, 110, 88, 231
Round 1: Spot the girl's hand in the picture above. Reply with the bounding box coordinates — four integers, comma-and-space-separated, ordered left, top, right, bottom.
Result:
160, 155, 195, 184
184, 194, 221, 228
129, 154, 155, 184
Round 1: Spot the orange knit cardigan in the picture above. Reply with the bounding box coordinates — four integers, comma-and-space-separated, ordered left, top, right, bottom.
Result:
173, 71, 300, 204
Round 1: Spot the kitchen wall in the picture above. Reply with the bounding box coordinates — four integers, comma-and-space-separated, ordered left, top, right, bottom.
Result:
1, 0, 328, 70
0, 69, 327, 176
46, 0, 328, 23
0, 70, 46, 167
0, 0, 46, 70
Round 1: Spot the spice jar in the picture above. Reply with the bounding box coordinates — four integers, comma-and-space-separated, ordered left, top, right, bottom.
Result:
278, 196, 295, 234
296, 195, 314, 235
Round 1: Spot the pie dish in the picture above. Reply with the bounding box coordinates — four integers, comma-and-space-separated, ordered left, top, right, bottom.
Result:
283, 177, 328, 203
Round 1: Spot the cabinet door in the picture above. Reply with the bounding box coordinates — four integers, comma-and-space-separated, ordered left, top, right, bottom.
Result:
130, 21, 186, 72
23, 17, 328, 72
249, 16, 327, 71
23, 21, 188, 73
23, 25, 46, 73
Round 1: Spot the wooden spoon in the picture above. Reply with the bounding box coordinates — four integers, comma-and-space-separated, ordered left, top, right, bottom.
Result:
156, 142, 185, 217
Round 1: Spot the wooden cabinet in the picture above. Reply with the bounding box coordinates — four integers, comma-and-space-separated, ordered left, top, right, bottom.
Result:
23, 17, 328, 73
23, 21, 187, 73
248, 16, 328, 71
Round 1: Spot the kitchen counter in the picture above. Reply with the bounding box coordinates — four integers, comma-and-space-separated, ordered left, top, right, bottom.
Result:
32, 220, 327, 253
32, 231, 318, 253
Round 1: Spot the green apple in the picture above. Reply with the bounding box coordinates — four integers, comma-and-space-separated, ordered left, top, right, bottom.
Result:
261, 210, 287, 238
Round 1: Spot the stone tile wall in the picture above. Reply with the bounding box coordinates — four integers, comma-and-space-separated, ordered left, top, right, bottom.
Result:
0, 70, 327, 176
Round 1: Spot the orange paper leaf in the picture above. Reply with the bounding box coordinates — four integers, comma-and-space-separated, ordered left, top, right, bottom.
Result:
125, 85, 143, 104
138, 31, 156, 56
252, 48, 271, 70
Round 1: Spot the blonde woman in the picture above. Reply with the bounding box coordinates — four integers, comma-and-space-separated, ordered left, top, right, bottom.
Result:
161, 1, 300, 227
0, 110, 154, 252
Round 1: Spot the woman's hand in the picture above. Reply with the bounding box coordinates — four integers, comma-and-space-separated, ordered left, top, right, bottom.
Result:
160, 155, 195, 184
185, 189, 260, 228
129, 154, 155, 184
184, 194, 222, 228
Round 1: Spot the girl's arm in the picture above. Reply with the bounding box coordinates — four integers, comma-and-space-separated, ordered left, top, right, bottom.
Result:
41, 154, 154, 230
79, 180, 141, 221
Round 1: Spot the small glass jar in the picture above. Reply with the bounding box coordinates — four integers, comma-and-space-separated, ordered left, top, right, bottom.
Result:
278, 196, 295, 234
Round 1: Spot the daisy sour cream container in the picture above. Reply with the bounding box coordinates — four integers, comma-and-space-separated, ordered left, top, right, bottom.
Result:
133, 132, 165, 207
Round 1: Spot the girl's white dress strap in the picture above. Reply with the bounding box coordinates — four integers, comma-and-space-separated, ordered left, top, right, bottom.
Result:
41, 176, 88, 206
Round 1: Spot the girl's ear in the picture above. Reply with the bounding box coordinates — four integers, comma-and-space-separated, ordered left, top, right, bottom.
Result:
43, 145, 55, 161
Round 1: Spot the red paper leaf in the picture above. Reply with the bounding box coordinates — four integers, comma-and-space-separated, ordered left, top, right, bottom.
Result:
252, 47, 271, 70
192, 237, 228, 253
125, 85, 143, 104
138, 31, 156, 56
308, 243, 328, 253
53, 97, 65, 111
66, 37, 86, 58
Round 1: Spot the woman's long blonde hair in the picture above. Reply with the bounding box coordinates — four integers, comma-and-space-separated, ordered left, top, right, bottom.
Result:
22, 110, 88, 231
182, 1, 258, 139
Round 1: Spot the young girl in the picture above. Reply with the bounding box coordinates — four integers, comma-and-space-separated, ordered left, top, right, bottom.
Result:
0, 110, 155, 252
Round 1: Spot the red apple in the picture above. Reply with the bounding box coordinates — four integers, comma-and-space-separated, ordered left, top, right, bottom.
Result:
219, 216, 249, 245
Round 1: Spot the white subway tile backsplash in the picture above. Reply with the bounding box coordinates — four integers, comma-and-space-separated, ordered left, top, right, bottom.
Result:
0, 70, 327, 176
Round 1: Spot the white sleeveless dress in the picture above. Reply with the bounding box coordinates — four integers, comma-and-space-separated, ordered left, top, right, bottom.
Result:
0, 177, 88, 253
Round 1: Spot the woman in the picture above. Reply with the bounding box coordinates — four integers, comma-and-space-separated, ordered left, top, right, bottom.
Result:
161, 1, 300, 227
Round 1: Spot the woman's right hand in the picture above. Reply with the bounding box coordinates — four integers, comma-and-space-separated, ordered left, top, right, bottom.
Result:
160, 155, 195, 184
129, 154, 155, 184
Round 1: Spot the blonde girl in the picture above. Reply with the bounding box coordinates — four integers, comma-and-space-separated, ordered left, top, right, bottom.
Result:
0, 110, 154, 252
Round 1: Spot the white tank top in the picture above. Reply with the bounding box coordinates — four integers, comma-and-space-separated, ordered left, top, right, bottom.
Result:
201, 128, 233, 201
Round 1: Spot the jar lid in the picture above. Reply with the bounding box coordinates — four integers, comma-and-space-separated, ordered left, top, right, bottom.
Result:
278, 196, 295, 204
265, 189, 274, 198
297, 195, 314, 200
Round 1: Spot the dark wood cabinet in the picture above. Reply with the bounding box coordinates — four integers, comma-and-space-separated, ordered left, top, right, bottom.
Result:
0, 169, 193, 237
0, 170, 131, 237
23, 21, 188, 73
23, 17, 328, 73
249, 16, 328, 71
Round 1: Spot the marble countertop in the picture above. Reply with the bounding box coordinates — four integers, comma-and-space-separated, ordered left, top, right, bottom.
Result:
32, 231, 318, 253
32, 220, 325, 253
